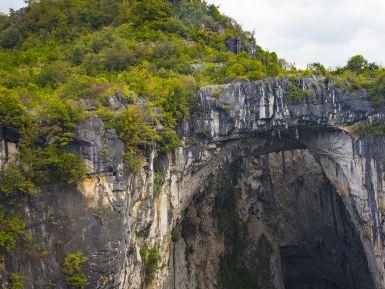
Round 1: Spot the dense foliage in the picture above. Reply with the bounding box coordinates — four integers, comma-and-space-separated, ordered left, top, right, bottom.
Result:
0, 1, 284, 283
0, 0, 384, 287
305, 56, 385, 105
0, 207, 26, 254
0, 0, 283, 172
2, 0, 383, 176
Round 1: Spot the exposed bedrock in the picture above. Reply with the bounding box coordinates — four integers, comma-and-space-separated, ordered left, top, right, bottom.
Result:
171, 149, 375, 289
2, 76, 385, 288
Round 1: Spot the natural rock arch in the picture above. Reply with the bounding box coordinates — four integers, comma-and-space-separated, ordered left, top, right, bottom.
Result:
162, 76, 385, 289
3, 77, 385, 289
167, 128, 381, 289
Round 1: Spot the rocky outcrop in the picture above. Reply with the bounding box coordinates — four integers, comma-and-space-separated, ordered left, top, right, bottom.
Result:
224, 36, 256, 56
3, 76, 385, 289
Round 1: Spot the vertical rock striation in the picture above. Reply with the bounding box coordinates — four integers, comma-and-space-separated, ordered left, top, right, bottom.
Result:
2, 76, 385, 289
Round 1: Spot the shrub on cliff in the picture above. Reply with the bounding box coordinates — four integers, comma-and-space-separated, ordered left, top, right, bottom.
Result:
140, 244, 161, 288
0, 165, 38, 198
0, 207, 26, 254
63, 252, 89, 289
115, 105, 159, 153
157, 127, 181, 153
3, 273, 24, 289
21, 146, 87, 186
0, 89, 27, 140
370, 72, 385, 107
36, 97, 84, 146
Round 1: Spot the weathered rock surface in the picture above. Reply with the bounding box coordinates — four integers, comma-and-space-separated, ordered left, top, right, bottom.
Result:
2, 76, 385, 289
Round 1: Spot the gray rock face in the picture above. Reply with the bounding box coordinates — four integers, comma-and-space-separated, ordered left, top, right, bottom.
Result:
224, 36, 256, 56
3, 76, 385, 289
194, 76, 374, 138
172, 150, 375, 289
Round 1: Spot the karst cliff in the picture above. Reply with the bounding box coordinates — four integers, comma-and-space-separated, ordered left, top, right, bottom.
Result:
2, 76, 385, 289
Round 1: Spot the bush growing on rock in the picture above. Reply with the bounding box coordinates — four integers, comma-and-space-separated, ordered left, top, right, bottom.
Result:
140, 244, 161, 288
22, 146, 87, 186
370, 72, 385, 107
153, 172, 165, 197
63, 252, 89, 289
0, 207, 26, 254
0, 165, 38, 198
0, 89, 27, 140
157, 127, 181, 153
37, 97, 84, 146
2, 272, 24, 289
115, 105, 159, 153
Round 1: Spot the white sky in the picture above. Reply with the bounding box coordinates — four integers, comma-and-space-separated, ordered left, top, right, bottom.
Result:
1, 0, 384, 68
0, 0, 24, 14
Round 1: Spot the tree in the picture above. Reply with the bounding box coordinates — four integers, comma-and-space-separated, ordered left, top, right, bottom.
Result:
208, 4, 222, 22
307, 62, 326, 75
115, 105, 159, 153
130, 0, 173, 26
0, 165, 38, 198
0, 26, 21, 48
0, 90, 27, 140
370, 72, 385, 107
345, 55, 368, 74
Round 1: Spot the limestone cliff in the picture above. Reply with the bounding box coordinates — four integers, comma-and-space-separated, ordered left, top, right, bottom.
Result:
2, 76, 385, 289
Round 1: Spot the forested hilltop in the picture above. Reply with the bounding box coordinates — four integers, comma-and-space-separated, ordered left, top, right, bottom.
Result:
1, 0, 385, 176
0, 0, 283, 178
0, 2, 385, 286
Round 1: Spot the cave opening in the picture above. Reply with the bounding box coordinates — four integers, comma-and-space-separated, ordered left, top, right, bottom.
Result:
177, 144, 376, 289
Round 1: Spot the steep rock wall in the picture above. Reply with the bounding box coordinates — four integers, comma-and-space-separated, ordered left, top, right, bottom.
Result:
169, 149, 375, 289
2, 76, 385, 289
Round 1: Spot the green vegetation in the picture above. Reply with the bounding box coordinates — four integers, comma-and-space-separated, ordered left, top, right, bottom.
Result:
20, 146, 87, 186
212, 87, 224, 99
286, 77, 313, 101
114, 105, 159, 154
0, 90, 27, 140
0, 165, 38, 198
3, 0, 383, 175
299, 55, 385, 106
370, 72, 385, 107
344, 55, 378, 74
157, 128, 181, 153
63, 252, 89, 288
0, 164, 32, 262
0, 207, 25, 254
123, 152, 143, 174
4, 273, 24, 289
196, 128, 211, 139
0, 0, 283, 175
153, 172, 165, 198
356, 123, 385, 137
140, 244, 161, 288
